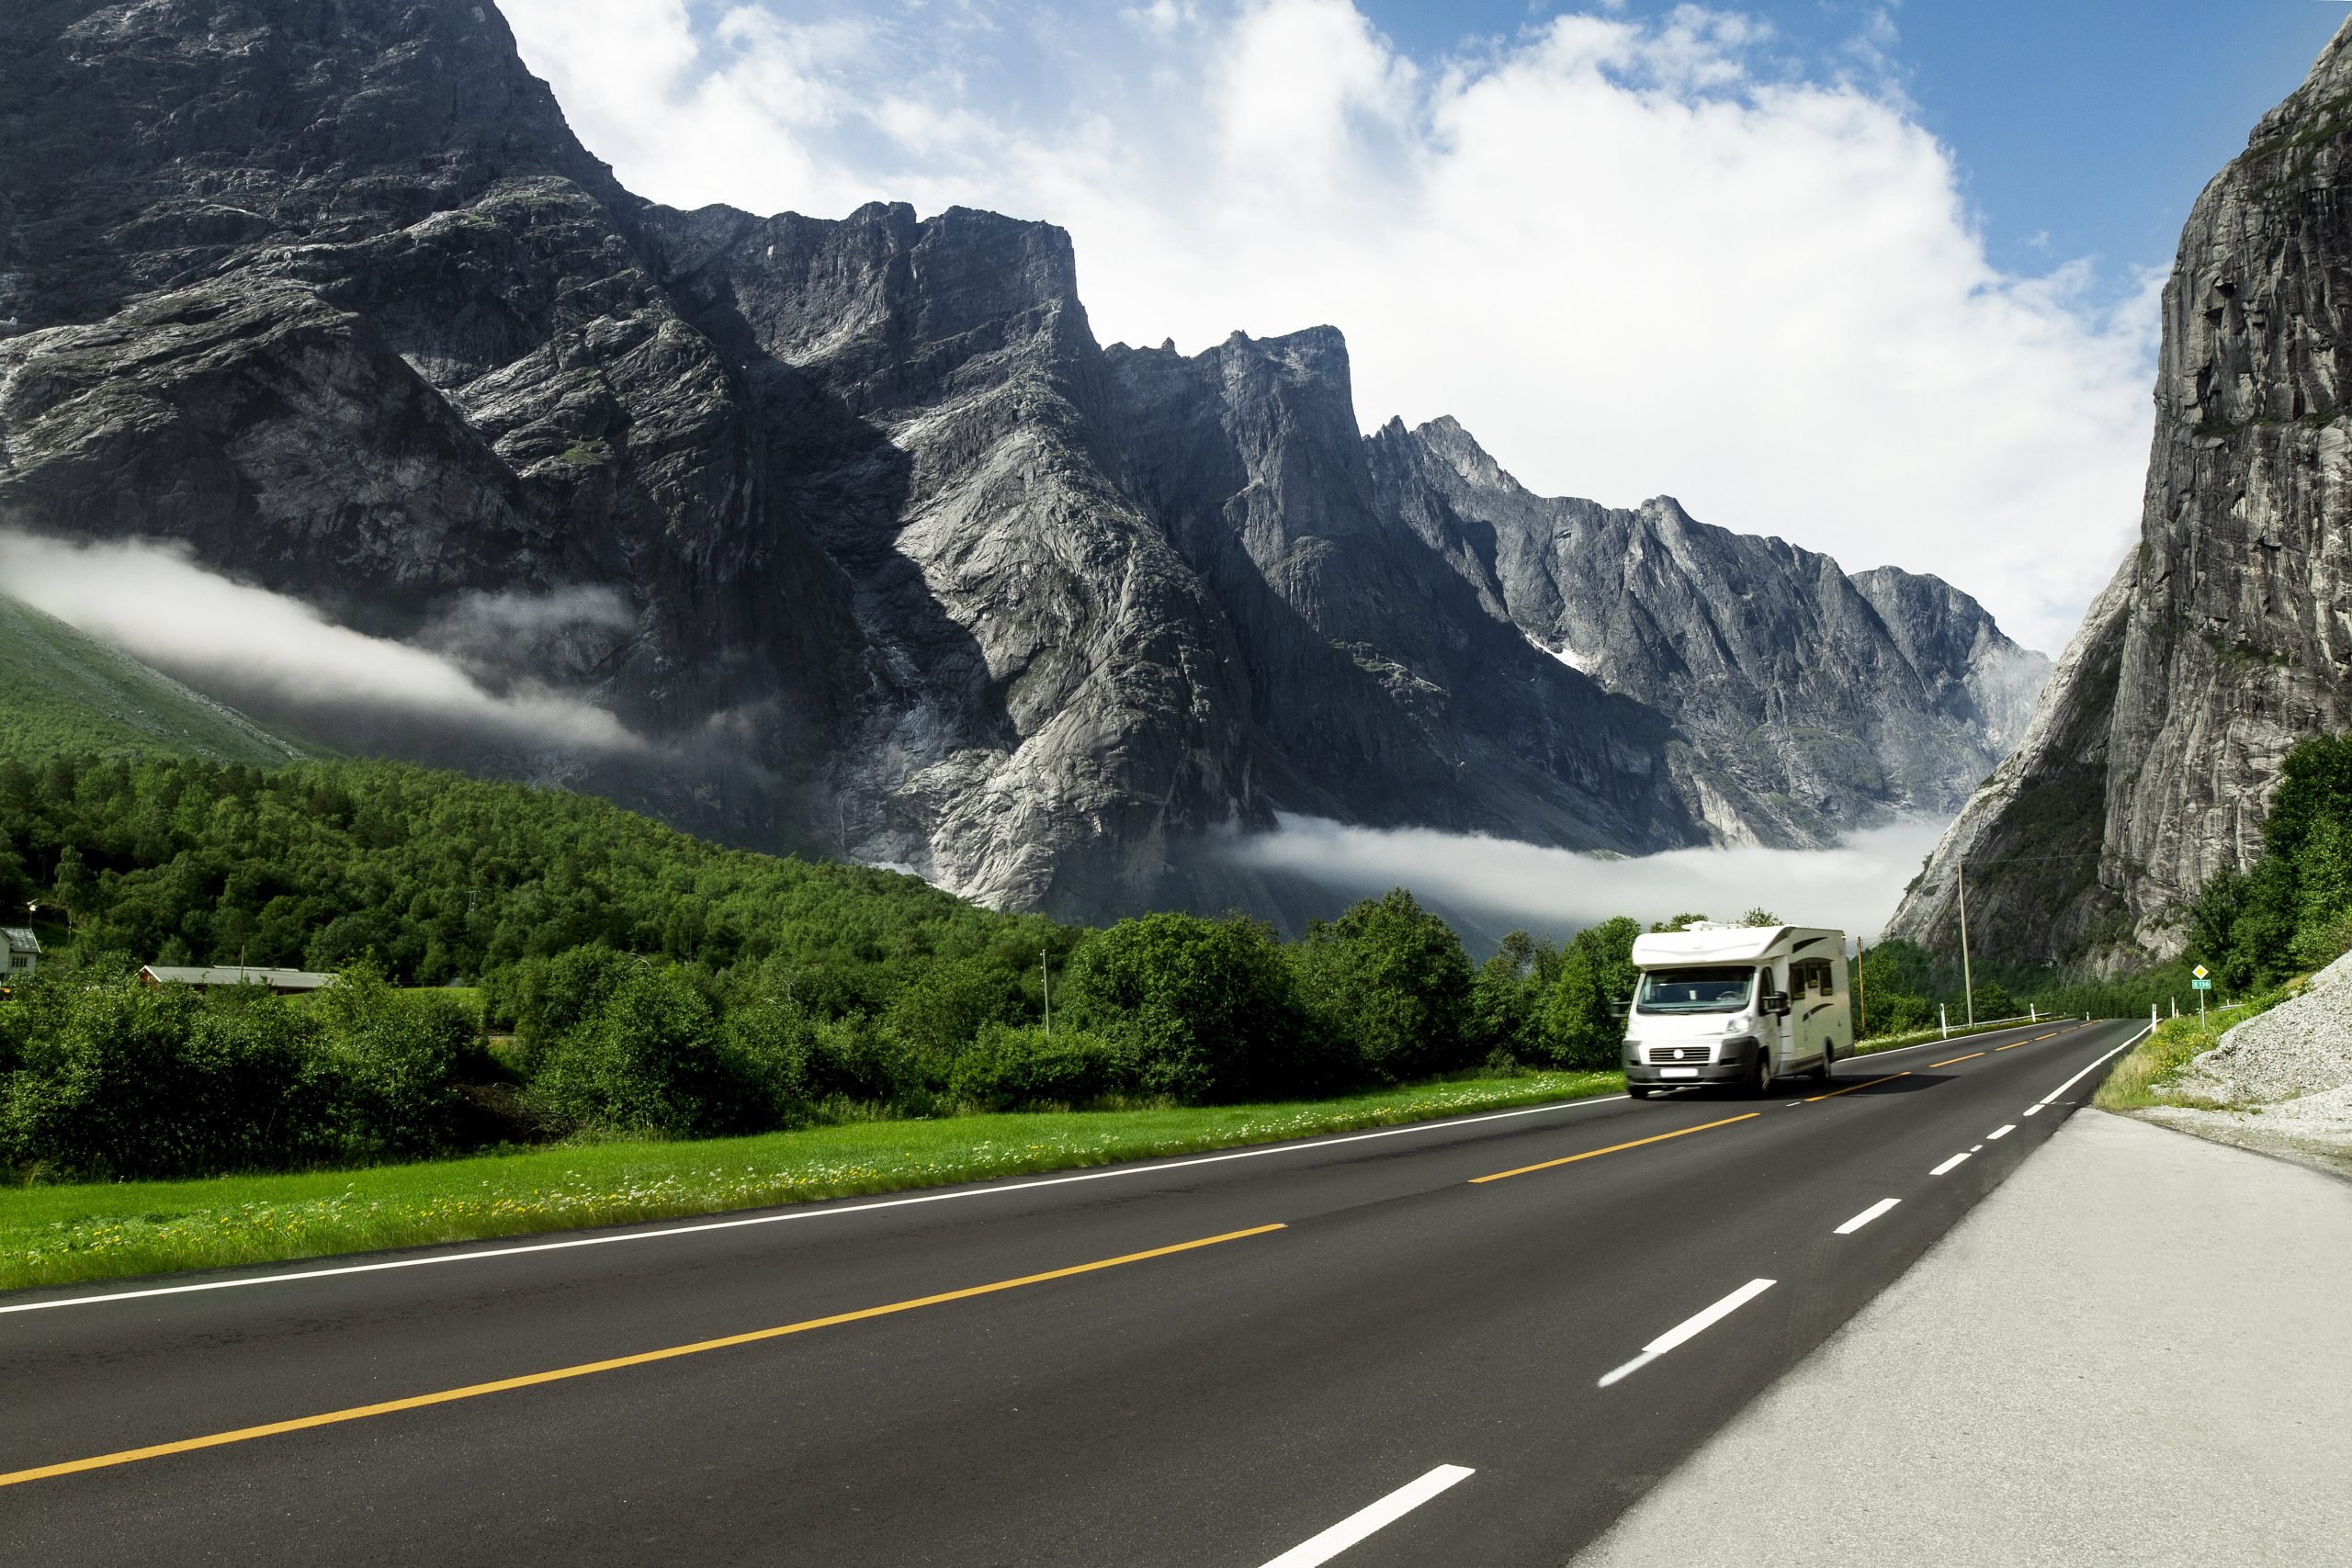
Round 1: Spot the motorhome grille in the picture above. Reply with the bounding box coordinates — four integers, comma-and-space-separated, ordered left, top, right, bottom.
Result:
1646, 1045, 1712, 1065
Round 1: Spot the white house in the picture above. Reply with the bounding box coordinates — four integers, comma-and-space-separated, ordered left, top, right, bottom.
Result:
3, 927, 39, 982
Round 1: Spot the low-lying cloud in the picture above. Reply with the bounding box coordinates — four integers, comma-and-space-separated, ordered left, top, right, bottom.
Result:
0, 532, 646, 754
1221, 812, 1947, 943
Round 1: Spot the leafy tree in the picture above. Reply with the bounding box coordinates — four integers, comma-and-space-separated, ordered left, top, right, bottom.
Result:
532, 964, 740, 1136
1739, 908, 1781, 927
1536, 916, 1640, 1067
1470, 931, 1544, 1063
1064, 912, 1317, 1101
1650, 912, 1708, 933
1291, 890, 1475, 1083
1971, 980, 2018, 1021
312, 961, 476, 1157
948, 1022, 1131, 1110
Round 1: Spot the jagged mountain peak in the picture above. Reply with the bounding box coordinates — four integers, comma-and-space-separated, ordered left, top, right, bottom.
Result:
0, 0, 2050, 923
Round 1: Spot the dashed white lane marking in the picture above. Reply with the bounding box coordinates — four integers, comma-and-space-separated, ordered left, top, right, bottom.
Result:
1257, 1465, 1476, 1568
1988, 1124, 2017, 1140
2024, 1105, 2044, 1116
1930, 1151, 1973, 1176
3, 1093, 1642, 1317
1971, 1144, 1984, 1152
1834, 1198, 1901, 1235
1598, 1278, 1778, 1387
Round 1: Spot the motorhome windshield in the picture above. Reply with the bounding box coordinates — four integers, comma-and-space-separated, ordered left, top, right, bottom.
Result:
1636, 966, 1757, 1013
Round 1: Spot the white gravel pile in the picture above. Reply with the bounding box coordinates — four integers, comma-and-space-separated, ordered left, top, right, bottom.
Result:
2175, 948, 2352, 1104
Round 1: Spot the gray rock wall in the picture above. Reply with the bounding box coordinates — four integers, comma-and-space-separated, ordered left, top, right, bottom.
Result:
1889, 18, 2352, 963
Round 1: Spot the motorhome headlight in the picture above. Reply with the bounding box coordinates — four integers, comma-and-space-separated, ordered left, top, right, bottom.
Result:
1723, 1015, 1750, 1034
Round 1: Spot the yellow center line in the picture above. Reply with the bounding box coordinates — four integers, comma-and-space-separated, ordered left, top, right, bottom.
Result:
1468, 1113, 1758, 1184
1804, 1070, 1910, 1102
0, 1223, 1287, 1491
1928, 1051, 1985, 1068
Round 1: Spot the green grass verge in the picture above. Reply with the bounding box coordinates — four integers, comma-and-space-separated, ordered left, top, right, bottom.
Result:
0, 1070, 1620, 1292
2095, 996, 2279, 1112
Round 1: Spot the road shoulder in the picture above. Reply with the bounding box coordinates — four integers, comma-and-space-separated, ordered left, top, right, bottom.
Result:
1568, 1109, 2352, 1567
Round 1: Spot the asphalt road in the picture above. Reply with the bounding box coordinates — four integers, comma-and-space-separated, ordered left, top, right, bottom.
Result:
0, 1017, 2142, 1567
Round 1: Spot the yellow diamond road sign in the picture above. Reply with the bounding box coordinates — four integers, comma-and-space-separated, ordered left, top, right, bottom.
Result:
2193, 964, 2210, 979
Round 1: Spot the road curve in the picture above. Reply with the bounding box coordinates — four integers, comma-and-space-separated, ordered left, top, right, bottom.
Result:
0, 1018, 2141, 1567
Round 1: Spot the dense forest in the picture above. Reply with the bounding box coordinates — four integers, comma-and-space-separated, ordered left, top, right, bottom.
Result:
0, 756, 1673, 1180
17, 741, 2314, 1185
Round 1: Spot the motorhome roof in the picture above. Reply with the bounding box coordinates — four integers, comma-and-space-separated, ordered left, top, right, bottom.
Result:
1630, 926, 1840, 965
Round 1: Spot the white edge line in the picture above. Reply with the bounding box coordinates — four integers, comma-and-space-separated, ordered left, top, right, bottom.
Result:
1987, 1124, 2016, 1140
1256, 1464, 1476, 1568
4, 1093, 1634, 1316
2035, 1026, 2150, 1107
1929, 1151, 1973, 1176
1833, 1197, 1900, 1235
1600, 1276, 1778, 1383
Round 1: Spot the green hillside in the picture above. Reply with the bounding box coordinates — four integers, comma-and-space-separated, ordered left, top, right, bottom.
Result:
0, 593, 315, 765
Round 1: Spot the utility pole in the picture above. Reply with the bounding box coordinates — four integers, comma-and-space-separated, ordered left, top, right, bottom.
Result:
1853, 938, 1867, 1038
1957, 862, 1975, 1027
1041, 949, 1051, 1043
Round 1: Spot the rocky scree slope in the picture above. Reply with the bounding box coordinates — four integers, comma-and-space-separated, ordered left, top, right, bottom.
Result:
0, 0, 2042, 919
1890, 17, 2352, 964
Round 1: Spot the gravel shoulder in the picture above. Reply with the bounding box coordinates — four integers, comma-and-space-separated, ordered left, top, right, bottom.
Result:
1569, 1110, 2352, 1568
2136, 950, 2352, 1179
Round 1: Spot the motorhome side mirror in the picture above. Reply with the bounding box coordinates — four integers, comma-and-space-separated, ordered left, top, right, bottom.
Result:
1610, 999, 1629, 1020
1767, 991, 1791, 1016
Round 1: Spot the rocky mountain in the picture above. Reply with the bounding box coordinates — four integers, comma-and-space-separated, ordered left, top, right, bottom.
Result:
0, 0, 2046, 921
1888, 18, 2352, 964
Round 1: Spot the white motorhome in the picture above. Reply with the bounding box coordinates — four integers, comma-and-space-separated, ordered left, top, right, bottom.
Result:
1620, 923, 1851, 1098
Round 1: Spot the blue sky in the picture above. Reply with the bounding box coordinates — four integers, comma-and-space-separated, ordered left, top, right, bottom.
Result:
507, 1, 2348, 652
1366, 1, 2346, 299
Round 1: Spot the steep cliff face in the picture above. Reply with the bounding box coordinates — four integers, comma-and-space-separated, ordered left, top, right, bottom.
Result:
1889, 20, 2352, 963
1366, 417, 2048, 845
1105, 333, 1696, 854
0, 0, 2048, 921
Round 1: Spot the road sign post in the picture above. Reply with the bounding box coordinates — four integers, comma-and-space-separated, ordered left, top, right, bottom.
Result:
2192, 965, 2211, 1022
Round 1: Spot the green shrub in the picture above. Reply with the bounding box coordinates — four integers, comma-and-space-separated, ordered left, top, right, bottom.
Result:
1293, 889, 1476, 1082
1064, 911, 1323, 1101
803, 1011, 914, 1105
721, 991, 816, 1124
948, 1023, 1131, 1109
312, 963, 477, 1159
532, 964, 741, 1136
0, 976, 335, 1179
883, 954, 1027, 1071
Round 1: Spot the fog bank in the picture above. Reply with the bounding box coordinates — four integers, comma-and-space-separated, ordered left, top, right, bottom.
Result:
0, 532, 645, 754
1219, 814, 1949, 944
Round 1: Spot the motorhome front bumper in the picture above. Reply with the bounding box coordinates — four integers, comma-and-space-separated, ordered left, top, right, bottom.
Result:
1624, 1062, 1748, 1087
1624, 1035, 1760, 1087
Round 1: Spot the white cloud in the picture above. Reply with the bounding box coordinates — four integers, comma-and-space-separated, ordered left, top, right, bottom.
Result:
1223, 811, 1947, 942
0, 533, 646, 753
501, 0, 2160, 654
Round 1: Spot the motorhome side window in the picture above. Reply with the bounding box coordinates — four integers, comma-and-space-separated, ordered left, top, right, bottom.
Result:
1792, 959, 1835, 995
1635, 966, 1756, 1013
